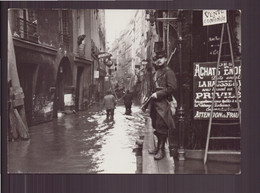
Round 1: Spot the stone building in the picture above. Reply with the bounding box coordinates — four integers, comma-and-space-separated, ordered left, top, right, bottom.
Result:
90, 9, 106, 101
109, 10, 150, 97
8, 9, 106, 126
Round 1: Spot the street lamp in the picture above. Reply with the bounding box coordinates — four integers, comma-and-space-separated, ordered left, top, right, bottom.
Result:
146, 10, 185, 161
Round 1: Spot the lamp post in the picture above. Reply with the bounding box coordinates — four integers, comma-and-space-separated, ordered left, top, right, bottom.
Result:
146, 10, 185, 160
176, 14, 185, 161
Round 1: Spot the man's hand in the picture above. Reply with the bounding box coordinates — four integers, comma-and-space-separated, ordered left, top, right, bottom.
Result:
151, 93, 157, 99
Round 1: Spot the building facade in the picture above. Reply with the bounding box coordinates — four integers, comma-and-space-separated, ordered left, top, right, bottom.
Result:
109, 10, 150, 100
90, 9, 106, 101
109, 10, 241, 150
145, 10, 242, 150
8, 9, 106, 127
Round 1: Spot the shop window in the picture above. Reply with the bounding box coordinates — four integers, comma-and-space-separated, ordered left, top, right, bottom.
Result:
192, 10, 241, 62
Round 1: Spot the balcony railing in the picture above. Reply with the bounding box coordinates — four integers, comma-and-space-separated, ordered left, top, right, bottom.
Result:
16, 17, 39, 43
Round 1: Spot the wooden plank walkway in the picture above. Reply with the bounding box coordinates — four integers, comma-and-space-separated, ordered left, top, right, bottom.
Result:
142, 118, 175, 174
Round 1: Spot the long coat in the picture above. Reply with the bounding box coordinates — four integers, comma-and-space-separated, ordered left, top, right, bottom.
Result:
123, 93, 133, 107
103, 94, 116, 110
150, 65, 177, 133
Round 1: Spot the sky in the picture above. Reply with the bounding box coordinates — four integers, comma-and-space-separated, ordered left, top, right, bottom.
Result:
105, 10, 137, 49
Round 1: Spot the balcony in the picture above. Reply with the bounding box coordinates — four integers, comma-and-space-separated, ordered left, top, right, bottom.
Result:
16, 17, 39, 43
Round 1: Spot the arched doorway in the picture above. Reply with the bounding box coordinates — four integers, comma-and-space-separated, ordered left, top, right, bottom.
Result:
75, 66, 84, 111
53, 57, 73, 117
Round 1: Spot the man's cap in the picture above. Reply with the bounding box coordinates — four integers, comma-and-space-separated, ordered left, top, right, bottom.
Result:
152, 51, 166, 61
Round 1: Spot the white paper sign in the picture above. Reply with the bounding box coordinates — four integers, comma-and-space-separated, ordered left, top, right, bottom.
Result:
94, 70, 99, 78
64, 94, 74, 106
203, 10, 227, 26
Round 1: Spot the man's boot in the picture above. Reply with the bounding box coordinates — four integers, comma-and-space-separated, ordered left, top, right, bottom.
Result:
148, 135, 160, 154
161, 135, 167, 156
154, 135, 166, 160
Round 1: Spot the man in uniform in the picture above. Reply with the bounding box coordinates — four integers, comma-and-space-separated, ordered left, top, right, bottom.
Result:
148, 51, 177, 160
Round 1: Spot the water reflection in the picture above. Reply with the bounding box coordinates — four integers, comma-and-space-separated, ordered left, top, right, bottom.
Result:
8, 105, 145, 174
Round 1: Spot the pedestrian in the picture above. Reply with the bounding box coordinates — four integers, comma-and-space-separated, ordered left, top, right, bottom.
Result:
148, 51, 177, 160
123, 90, 133, 115
103, 90, 116, 121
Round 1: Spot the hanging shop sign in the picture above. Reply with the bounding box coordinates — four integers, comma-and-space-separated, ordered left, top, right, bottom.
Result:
193, 61, 241, 120
98, 52, 112, 59
98, 52, 113, 67
104, 58, 113, 67
203, 10, 227, 26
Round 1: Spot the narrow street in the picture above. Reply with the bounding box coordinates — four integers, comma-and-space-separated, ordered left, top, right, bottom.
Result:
7, 9, 242, 175
8, 102, 241, 174
8, 104, 146, 174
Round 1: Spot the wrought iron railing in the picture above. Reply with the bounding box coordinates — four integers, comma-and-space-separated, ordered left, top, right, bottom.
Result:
16, 17, 38, 43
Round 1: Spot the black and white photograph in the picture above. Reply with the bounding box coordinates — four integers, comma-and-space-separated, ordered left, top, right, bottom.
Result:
7, 9, 242, 174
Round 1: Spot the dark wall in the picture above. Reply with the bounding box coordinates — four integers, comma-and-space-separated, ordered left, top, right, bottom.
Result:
166, 10, 241, 149
37, 10, 60, 48
14, 46, 57, 125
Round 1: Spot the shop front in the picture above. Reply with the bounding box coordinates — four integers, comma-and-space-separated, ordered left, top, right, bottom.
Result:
146, 10, 241, 159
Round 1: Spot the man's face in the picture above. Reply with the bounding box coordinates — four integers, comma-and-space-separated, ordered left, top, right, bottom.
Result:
154, 57, 167, 69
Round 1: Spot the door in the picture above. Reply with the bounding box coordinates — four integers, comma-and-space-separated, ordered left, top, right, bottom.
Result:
75, 66, 84, 111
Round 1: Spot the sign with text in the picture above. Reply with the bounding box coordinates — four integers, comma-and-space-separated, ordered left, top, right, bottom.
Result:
98, 52, 111, 59
203, 10, 227, 26
193, 61, 241, 119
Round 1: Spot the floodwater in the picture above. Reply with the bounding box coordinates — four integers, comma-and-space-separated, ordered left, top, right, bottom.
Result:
8, 105, 146, 174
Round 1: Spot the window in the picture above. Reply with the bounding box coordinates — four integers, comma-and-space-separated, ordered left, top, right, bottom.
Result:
192, 10, 241, 62
61, 10, 69, 35
59, 10, 70, 47
15, 9, 38, 43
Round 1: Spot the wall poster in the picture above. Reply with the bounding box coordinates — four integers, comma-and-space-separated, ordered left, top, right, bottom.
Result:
193, 61, 241, 119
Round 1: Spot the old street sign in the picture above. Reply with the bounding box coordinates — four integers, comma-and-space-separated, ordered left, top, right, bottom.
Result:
98, 52, 111, 59
193, 61, 241, 120
203, 10, 227, 26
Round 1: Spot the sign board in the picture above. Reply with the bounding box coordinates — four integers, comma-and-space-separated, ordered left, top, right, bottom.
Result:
64, 94, 74, 106
193, 61, 241, 119
105, 58, 113, 67
94, 70, 99, 78
98, 52, 111, 59
203, 10, 227, 26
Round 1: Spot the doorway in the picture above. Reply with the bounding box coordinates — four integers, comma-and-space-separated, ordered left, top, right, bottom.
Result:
75, 66, 84, 111
53, 57, 73, 117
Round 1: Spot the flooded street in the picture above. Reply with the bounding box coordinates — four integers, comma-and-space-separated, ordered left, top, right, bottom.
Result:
8, 104, 146, 174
